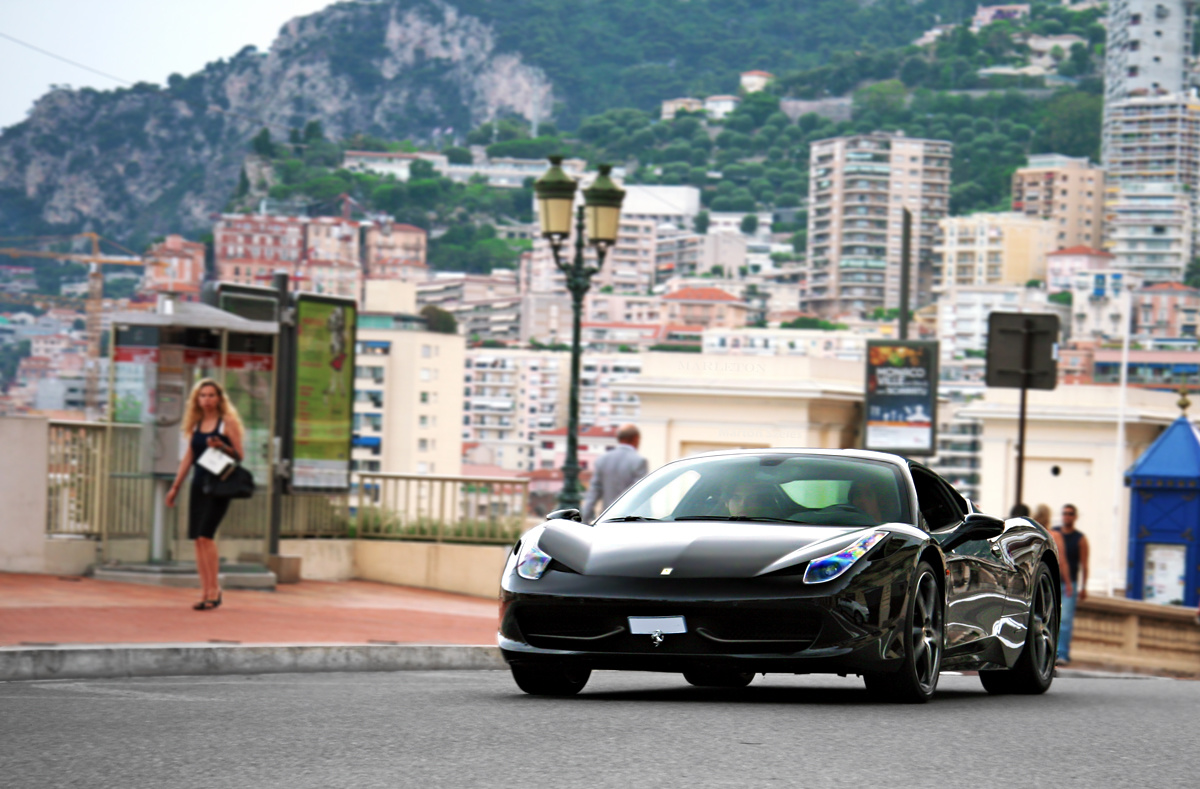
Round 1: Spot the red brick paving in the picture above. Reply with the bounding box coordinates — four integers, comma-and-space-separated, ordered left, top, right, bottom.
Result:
0, 573, 498, 647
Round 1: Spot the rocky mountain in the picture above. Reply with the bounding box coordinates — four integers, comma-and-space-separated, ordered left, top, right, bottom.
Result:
0, 0, 957, 248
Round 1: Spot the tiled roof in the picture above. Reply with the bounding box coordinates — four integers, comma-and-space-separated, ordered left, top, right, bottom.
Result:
1141, 282, 1200, 293
539, 425, 619, 438
663, 287, 739, 302
1046, 245, 1113, 257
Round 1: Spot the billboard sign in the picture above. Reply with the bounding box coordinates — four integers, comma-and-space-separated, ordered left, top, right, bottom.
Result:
863, 340, 938, 456
291, 295, 356, 491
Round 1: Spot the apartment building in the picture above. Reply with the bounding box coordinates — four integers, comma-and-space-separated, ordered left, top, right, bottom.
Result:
363, 222, 428, 281
581, 323, 662, 352
1104, 94, 1200, 194
143, 235, 206, 299
1011, 154, 1105, 249
214, 214, 305, 288
214, 214, 360, 298
933, 212, 1057, 292
463, 349, 568, 472
1104, 182, 1194, 282
584, 292, 663, 325
353, 314, 464, 476
417, 272, 519, 310
805, 132, 953, 316
935, 284, 1066, 364
662, 287, 750, 329
1102, 1, 1197, 164
1134, 281, 1200, 337
702, 327, 870, 361
1045, 245, 1114, 291
536, 425, 619, 473
926, 399, 982, 503
579, 354, 642, 428
1069, 269, 1144, 340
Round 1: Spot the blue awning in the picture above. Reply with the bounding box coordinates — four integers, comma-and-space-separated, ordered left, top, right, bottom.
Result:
352, 435, 381, 448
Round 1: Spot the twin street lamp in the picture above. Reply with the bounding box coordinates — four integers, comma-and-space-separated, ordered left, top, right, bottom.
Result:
533, 156, 626, 511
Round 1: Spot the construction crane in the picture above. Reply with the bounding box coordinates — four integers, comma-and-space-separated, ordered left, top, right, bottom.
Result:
0, 232, 148, 418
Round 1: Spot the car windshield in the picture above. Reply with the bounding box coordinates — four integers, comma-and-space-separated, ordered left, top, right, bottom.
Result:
599, 454, 911, 527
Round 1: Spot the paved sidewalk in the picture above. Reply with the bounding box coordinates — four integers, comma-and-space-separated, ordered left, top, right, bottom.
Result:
0, 573, 498, 648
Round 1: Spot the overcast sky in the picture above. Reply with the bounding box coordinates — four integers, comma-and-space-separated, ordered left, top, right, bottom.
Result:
0, 0, 335, 131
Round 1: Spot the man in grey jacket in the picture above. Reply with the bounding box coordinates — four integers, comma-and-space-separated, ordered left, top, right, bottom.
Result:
581, 423, 649, 523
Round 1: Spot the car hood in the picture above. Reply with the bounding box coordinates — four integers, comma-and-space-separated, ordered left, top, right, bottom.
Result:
536, 520, 878, 579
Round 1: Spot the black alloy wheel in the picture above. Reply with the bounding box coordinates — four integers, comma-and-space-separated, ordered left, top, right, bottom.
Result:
863, 561, 943, 703
980, 562, 1058, 695
510, 664, 591, 696
682, 669, 755, 688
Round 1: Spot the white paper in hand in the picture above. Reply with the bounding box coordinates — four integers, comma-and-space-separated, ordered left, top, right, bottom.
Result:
197, 447, 235, 477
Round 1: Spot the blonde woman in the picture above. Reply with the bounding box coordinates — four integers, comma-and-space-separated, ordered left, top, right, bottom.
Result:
166, 379, 245, 611
1033, 504, 1073, 599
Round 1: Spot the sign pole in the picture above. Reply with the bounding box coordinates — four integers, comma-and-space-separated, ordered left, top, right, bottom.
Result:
1013, 318, 1034, 511
269, 272, 291, 556
899, 209, 912, 341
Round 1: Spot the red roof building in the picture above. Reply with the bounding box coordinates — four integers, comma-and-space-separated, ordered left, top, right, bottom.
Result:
662, 287, 748, 329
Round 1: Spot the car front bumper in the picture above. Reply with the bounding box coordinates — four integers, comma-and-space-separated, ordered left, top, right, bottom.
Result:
498, 569, 912, 675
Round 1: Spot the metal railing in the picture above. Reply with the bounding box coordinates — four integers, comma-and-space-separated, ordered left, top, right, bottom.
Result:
355, 473, 529, 544
47, 421, 146, 538
47, 422, 530, 546
280, 492, 352, 538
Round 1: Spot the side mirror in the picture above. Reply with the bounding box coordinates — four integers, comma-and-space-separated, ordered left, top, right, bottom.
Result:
940, 513, 1004, 553
546, 508, 582, 523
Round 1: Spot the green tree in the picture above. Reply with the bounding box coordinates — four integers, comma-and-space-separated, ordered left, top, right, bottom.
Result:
444, 146, 472, 164
420, 305, 458, 334
740, 214, 759, 235
694, 211, 710, 234
1185, 258, 1200, 289
1032, 92, 1102, 160
853, 80, 907, 122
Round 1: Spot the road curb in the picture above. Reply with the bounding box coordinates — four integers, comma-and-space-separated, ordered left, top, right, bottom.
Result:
0, 644, 506, 682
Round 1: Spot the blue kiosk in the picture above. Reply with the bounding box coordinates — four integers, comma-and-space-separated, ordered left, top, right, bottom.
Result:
1124, 392, 1200, 607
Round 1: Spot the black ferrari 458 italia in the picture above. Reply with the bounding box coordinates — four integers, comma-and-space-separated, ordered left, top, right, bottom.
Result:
499, 449, 1062, 703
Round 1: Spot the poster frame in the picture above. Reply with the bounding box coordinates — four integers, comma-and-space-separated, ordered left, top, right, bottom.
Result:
290, 292, 357, 493
862, 339, 939, 457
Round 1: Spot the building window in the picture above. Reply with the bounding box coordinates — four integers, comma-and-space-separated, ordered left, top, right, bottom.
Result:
418, 439, 428, 452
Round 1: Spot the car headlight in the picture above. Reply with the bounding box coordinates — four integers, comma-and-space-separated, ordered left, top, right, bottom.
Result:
515, 539, 552, 580
802, 532, 886, 584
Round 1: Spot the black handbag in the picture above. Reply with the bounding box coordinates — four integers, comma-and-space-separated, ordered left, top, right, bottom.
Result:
204, 464, 255, 499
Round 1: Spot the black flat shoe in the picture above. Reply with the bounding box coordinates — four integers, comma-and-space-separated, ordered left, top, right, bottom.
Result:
193, 599, 216, 611
210, 593, 222, 610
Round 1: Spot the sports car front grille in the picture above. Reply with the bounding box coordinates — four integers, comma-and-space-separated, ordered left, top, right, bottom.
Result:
515, 601, 822, 655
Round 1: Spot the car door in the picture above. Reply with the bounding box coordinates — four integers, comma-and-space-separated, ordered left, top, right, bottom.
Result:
910, 466, 1014, 658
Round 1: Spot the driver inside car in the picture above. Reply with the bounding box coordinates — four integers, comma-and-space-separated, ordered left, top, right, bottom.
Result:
727, 481, 780, 518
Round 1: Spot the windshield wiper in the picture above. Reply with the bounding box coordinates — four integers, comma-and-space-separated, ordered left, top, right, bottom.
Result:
673, 515, 814, 524
600, 516, 661, 522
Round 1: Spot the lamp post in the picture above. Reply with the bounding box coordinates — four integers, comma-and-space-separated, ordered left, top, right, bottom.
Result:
534, 156, 625, 511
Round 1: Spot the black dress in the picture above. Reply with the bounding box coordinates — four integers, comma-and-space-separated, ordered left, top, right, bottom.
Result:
188, 418, 233, 540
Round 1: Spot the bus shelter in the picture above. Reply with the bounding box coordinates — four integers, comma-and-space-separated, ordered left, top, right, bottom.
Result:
107, 299, 278, 566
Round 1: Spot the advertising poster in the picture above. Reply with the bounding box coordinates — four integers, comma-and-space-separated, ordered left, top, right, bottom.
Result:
863, 340, 938, 455
292, 297, 356, 491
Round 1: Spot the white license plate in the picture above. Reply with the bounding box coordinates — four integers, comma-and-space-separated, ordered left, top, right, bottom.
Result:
628, 616, 687, 635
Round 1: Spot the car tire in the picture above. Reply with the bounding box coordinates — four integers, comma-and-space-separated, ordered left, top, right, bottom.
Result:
682, 669, 755, 688
510, 664, 591, 696
863, 560, 943, 704
980, 562, 1058, 696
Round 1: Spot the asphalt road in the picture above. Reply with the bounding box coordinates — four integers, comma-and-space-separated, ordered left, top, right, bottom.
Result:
1, 670, 1194, 789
